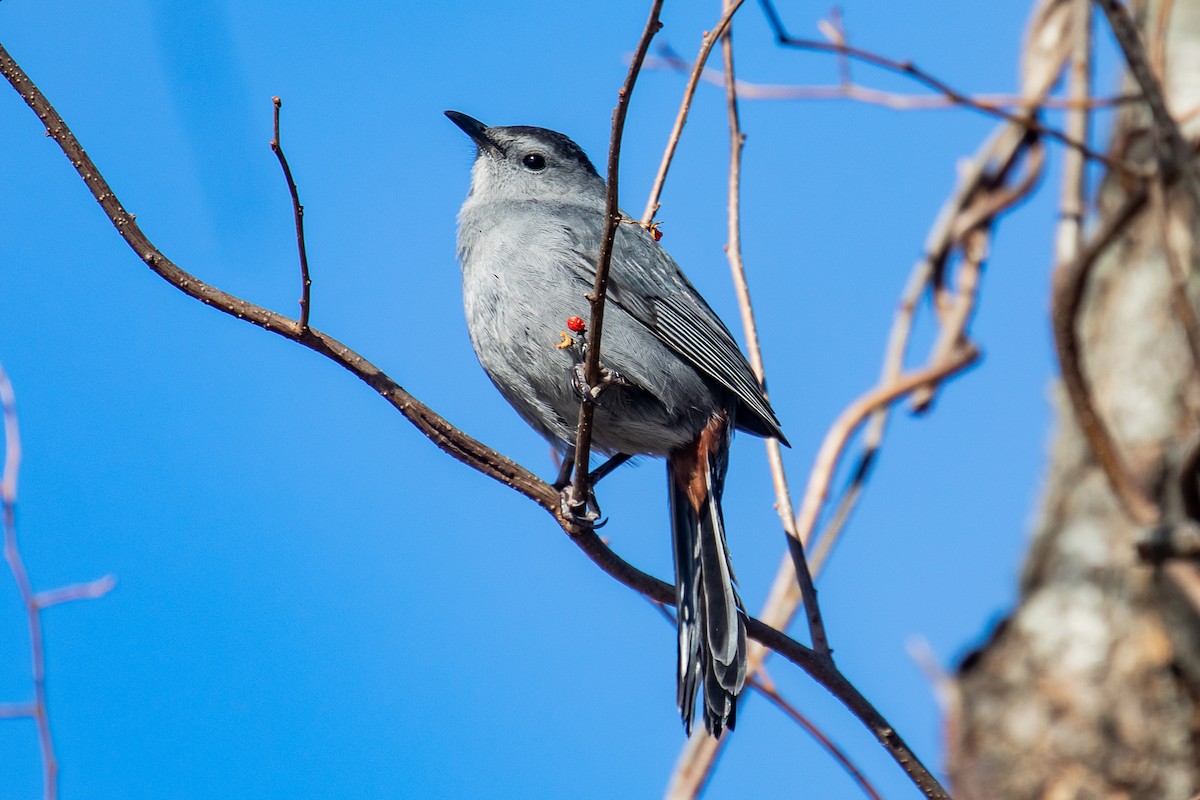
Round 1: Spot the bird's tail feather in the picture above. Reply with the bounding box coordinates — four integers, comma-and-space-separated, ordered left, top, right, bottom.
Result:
669, 412, 747, 737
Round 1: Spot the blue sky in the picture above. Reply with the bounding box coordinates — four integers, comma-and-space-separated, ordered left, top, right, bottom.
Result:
1, 2, 1119, 798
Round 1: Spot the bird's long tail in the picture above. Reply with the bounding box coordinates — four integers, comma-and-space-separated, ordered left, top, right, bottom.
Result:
668, 410, 747, 737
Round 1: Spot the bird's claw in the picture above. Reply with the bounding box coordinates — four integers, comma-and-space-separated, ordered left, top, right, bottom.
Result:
560, 485, 601, 526
560, 478, 607, 524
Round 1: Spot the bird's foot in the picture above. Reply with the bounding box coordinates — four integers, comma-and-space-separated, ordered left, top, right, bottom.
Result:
572, 363, 629, 402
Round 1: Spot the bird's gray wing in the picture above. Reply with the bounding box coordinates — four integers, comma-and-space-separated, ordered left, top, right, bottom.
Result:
560, 215, 786, 444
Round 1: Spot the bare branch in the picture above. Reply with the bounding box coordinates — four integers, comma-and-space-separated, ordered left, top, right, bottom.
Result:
1055, 0, 1092, 265
0, 702, 36, 719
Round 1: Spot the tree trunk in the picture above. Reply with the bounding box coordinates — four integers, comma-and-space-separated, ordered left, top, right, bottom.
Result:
948, 2, 1200, 797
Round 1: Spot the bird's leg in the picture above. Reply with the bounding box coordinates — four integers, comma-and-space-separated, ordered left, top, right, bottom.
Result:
552, 445, 577, 490
552, 448, 630, 490
589, 453, 632, 485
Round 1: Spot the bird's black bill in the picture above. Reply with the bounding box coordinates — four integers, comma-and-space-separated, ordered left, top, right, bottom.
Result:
444, 110, 502, 155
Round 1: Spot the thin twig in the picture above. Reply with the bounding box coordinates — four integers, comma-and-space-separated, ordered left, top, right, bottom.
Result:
34, 576, 118, 609
639, 0, 746, 225
0, 39, 953, 800
1051, 183, 1159, 525
269, 96, 312, 331
748, 672, 885, 800
715, 3, 827, 657
0, 702, 36, 718
567, 0, 665, 514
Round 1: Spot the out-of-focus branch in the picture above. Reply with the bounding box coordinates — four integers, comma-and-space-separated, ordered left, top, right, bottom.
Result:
1, 365, 116, 800
1055, 0, 1092, 265
1051, 184, 1159, 525
644, 46, 1134, 111
749, 670, 884, 800
756, 0, 1133, 176
813, 0, 1075, 561
795, 348, 980, 546
567, 0, 664, 515
910, 136, 1046, 410
640, 0, 746, 225
0, 39, 952, 800
0, 364, 56, 800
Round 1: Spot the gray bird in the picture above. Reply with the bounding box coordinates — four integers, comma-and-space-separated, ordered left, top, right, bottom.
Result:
446, 111, 787, 737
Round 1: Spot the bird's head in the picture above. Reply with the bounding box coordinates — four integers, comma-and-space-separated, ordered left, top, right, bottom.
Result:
445, 111, 605, 206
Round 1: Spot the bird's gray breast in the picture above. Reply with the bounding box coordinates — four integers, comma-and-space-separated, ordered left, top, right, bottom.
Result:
456, 202, 716, 456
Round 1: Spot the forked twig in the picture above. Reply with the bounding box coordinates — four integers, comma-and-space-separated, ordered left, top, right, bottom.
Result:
1, 365, 116, 800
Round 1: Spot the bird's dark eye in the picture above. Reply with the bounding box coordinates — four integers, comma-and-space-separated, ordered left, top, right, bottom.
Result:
522, 153, 547, 172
